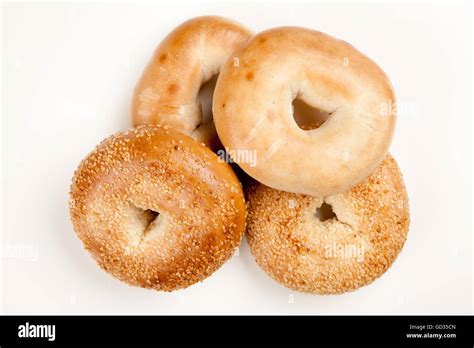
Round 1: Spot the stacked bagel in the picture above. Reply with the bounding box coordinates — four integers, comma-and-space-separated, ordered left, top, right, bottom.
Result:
70, 16, 409, 294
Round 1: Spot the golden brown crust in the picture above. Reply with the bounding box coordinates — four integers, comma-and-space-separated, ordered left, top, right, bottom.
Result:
131, 16, 253, 150
213, 27, 397, 197
245, 154, 409, 294
69, 125, 246, 291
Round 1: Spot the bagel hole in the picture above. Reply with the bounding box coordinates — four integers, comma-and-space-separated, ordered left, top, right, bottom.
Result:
137, 208, 160, 235
292, 98, 332, 130
197, 74, 218, 127
315, 202, 337, 222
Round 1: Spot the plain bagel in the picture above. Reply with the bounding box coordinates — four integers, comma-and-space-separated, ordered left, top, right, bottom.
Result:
69, 126, 246, 291
245, 154, 409, 294
132, 16, 253, 150
213, 27, 397, 196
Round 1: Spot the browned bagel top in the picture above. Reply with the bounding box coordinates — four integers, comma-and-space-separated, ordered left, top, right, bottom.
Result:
214, 27, 396, 196
70, 125, 246, 291
132, 16, 253, 150
245, 154, 409, 294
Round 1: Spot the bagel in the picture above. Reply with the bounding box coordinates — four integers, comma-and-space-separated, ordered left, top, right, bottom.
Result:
132, 16, 252, 150
245, 154, 409, 294
213, 27, 396, 196
69, 125, 246, 291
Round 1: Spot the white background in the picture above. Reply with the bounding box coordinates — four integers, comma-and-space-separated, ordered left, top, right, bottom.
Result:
1, 1, 472, 314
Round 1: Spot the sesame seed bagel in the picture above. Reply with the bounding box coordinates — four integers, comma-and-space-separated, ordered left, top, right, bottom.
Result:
69, 126, 246, 291
213, 27, 396, 196
132, 16, 252, 150
245, 154, 409, 294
